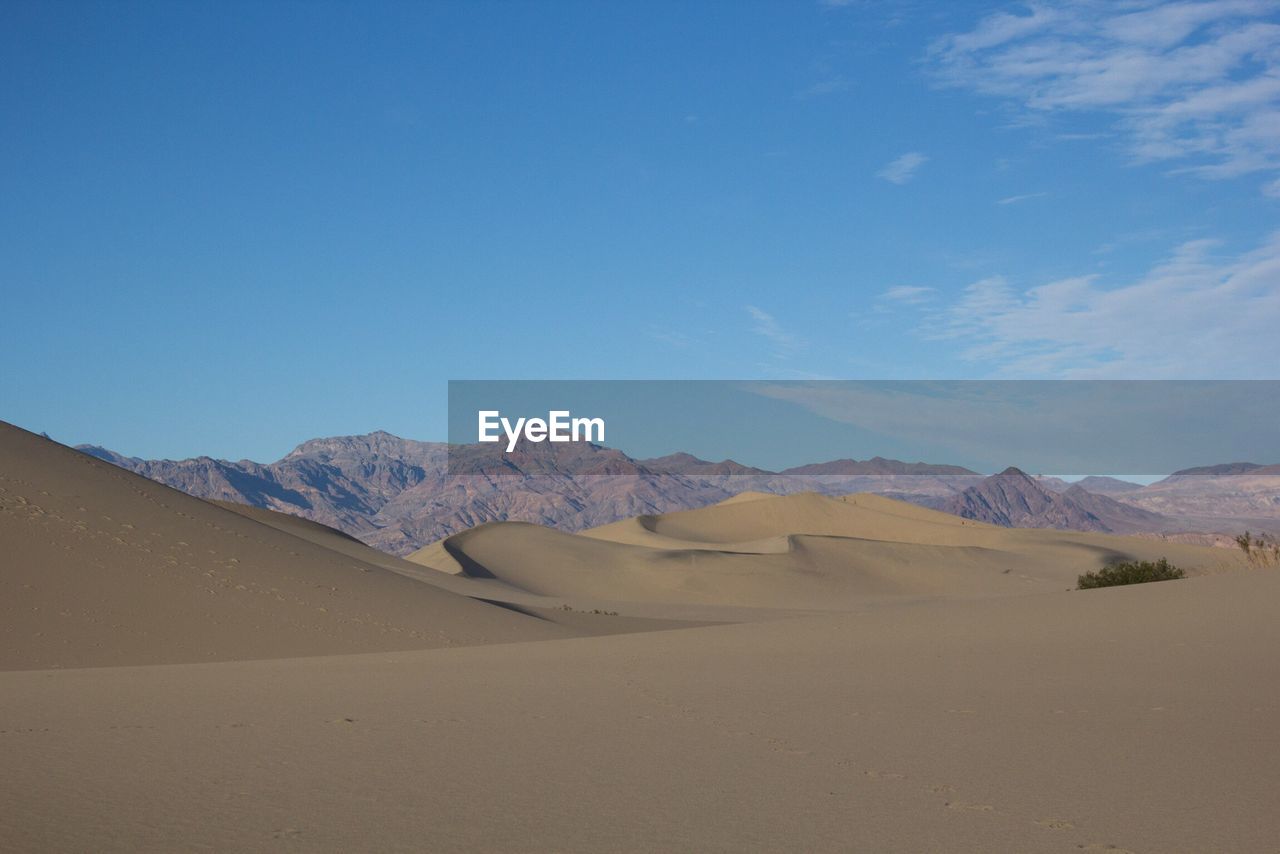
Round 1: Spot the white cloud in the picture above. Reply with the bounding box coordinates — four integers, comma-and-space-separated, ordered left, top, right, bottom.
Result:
996, 191, 1049, 204
745, 305, 802, 355
877, 151, 928, 184
921, 232, 1280, 377
928, 1, 1280, 191
880, 285, 937, 304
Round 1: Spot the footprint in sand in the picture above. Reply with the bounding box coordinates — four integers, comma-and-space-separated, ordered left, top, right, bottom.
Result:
1037, 818, 1075, 830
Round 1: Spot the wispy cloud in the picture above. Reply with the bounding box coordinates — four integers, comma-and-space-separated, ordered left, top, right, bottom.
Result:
877, 151, 928, 184
917, 232, 1280, 377
880, 285, 937, 305
928, 1, 1280, 194
996, 191, 1048, 205
797, 75, 856, 99
745, 305, 802, 356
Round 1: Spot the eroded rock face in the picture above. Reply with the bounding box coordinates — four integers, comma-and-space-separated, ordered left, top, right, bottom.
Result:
938, 467, 1173, 534
939, 467, 1110, 531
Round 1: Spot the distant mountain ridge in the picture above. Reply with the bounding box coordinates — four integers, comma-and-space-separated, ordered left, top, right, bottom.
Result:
638, 453, 770, 476
1169, 462, 1280, 477
1074, 475, 1144, 494
72, 431, 1280, 555
780, 457, 977, 476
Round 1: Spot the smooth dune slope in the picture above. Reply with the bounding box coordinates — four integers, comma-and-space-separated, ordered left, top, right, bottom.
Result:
210, 498, 463, 580
4, 569, 1279, 853
405, 535, 467, 575
584, 491, 994, 548
0, 422, 573, 670
211, 499, 369, 546
412, 491, 1243, 608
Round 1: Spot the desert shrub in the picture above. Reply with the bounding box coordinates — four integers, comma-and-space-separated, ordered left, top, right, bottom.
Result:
1077, 558, 1185, 590
1235, 531, 1280, 567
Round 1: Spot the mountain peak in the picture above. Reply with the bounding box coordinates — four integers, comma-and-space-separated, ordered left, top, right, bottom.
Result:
284, 430, 422, 461
940, 466, 1112, 532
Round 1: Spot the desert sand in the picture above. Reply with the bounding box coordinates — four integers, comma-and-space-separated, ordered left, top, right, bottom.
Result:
4, 420, 1278, 852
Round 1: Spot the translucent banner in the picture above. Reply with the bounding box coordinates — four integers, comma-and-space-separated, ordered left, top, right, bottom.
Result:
447, 380, 1279, 477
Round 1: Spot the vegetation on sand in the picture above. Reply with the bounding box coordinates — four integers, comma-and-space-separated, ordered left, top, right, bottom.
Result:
1235, 531, 1280, 567
1078, 558, 1185, 590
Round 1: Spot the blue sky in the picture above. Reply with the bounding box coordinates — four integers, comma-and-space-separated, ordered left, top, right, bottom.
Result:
3, 0, 1278, 460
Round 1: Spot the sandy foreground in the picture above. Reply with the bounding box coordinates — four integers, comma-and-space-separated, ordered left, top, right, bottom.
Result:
3, 421, 1278, 852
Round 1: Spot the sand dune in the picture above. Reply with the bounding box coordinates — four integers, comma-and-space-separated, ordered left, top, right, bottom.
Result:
410, 491, 1244, 608
0, 422, 575, 670
582, 490, 992, 548
4, 420, 1276, 851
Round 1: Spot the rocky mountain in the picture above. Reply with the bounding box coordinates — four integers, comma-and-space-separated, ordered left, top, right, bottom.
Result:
1111, 464, 1280, 528
1074, 475, 1144, 494
79, 432, 435, 540
938, 468, 1111, 531
638, 453, 770, 476
1167, 462, 1278, 477
1030, 475, 1142, 495
1032, 475, 1073, 493
938, 468, 1171, 534
1059, 484, 1171, 533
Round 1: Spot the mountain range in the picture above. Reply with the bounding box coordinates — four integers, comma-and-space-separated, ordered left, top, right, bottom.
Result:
73, 429, 1280, 555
